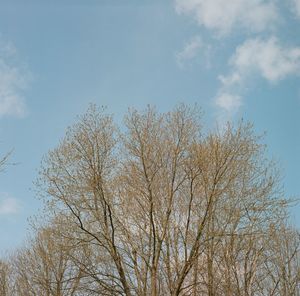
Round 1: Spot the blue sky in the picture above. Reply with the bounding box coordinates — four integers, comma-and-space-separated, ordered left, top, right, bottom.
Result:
0, 0, 299, 253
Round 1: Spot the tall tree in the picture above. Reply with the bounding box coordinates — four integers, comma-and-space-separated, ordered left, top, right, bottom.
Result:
33, 104, 298, 296
0, 260, 10, 296
10, 220, 83, 296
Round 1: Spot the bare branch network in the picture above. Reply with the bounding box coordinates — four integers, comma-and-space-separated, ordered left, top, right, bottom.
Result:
1, 104, 299, 295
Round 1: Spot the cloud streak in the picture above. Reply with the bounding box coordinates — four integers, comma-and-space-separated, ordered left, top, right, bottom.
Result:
175, 36, 203, 67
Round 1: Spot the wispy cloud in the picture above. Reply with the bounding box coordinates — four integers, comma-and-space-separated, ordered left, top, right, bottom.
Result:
175, 36, 203, 67
215, 93, 242, 112
215, 36, 300, 113
0, 39, 17, 57
0, 37, 31, 118
0, 196, 20, 215
174, 0, 300, 124
175, 0, 278, 36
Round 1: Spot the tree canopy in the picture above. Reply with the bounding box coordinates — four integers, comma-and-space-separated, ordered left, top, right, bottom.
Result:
1, 105, 299, 295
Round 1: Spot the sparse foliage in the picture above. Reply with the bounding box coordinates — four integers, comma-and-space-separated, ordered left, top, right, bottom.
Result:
1, 105, 299, 295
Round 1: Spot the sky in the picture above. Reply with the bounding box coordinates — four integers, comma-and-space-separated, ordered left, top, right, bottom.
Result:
0, 0, 299, 253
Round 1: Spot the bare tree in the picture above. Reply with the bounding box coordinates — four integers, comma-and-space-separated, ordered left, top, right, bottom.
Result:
31, 104, 300, 295
0, 260, 10, 296
10, 220, 83, 296
259, 224, 300, 296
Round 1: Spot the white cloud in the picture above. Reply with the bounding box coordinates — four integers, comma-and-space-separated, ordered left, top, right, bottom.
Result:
176, 35, 212, 68
0, 38, 30, 118
215, 37, 300, 113
177, 36, 202, 61
175, 0, 278, 36
219, 72, 242, 87
175, 36, 203, 67
292, 0, 300, 18
215, 93, 242, 112
0, 197, 20, 215
230, 37, 300, 82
